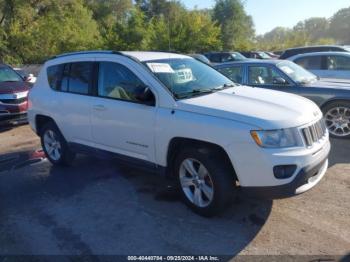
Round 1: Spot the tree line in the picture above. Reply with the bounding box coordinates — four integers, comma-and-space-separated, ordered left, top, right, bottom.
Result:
257, 7, 350, 51
0, 0, 349, 65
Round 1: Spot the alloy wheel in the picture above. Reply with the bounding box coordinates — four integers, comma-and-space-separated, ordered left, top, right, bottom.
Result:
179, 158, 214, 208
324, 106, 350, 137
43, 130, 62, 161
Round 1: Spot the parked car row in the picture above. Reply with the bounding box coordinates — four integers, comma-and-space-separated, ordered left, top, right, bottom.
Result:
199, 45, 349, 81
215, 60, 350, 138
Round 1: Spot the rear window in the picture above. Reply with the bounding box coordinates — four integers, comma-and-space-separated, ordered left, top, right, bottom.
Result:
217, 66, 243, 83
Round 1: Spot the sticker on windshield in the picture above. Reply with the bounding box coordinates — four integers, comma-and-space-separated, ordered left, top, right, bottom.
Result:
280, 66, 294, 75
174, 68, 194, 84
147, 63, 174, 73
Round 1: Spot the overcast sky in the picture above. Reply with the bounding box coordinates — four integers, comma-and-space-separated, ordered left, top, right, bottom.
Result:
182, 0, 350, 35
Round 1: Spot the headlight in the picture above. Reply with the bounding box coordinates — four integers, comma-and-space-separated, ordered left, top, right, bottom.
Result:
251, 128, 303, 148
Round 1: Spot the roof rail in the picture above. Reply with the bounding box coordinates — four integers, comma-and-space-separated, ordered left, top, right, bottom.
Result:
49, 50, 124, 60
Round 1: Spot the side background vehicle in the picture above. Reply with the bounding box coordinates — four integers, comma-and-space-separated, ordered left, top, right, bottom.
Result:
203, 52, 247, 64
240, 51, 272, 60
289, 52, 350, 80
14, 67, 37, 84
187, 54, 211, 65
279, 45, 350, 60
215, 60, 350, 138
0, 64, 31, 125
28, 51, 330, 216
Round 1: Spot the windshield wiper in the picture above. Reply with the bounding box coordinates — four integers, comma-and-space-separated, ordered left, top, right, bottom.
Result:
175, 83, 236, 99
175, 89, 216, 99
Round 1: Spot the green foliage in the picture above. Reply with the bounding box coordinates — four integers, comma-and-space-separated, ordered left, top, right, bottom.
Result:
213, 0, 255, 51
0, 0, 348, 64
105, 7, 151, 50
329, 7, 350, 44
255, 12, 348, 51
0, 0, 101, 64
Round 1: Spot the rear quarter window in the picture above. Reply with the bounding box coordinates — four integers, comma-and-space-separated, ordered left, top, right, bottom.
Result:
47, 64, 64, 90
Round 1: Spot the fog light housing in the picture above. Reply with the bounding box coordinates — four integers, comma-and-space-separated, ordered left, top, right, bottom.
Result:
273, 165, 297, 179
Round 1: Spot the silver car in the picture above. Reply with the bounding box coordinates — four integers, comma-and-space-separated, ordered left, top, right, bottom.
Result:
289, 52, 350, 80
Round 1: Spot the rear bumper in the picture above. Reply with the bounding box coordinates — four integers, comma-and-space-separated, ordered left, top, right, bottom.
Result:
242, 155, 329, 199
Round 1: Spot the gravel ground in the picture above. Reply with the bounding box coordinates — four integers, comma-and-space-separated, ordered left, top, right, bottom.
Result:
0, 125, 349, 260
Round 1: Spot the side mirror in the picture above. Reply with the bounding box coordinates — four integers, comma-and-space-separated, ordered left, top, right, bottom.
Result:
136, 87, 156, 106
273, 77, 288, 85
23, 74, 33, 82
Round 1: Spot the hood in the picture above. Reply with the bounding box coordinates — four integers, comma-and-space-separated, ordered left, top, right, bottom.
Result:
0, 81, 30, 94
304, 80, 350, 90
176, 86, 321, 130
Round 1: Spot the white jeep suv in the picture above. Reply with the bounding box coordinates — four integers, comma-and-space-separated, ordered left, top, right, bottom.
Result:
28, 51, 330, 216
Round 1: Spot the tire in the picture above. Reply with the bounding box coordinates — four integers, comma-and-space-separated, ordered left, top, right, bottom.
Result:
173, 147, 236, 217
40, 121, 75, 166
322, 101, 350, 139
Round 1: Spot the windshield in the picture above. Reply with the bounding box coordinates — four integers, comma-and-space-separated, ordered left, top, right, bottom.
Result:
0, 67, 23, 82
144, 58, 235, 99
230, 52, 246, 61
277, 61, 317, 84
344, 46, 350, 52
258, 52, 271, 59
15, 69, 27, 78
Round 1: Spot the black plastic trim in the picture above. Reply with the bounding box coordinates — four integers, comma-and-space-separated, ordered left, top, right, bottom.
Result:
68, 142, 166, 175
0, 112, 27, 124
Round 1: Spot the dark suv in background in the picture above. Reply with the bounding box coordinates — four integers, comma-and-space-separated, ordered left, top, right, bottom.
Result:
203, 52, 247, 64
0, 64, 31, 125
280, 45, 350, 60
240, 51, 272, 59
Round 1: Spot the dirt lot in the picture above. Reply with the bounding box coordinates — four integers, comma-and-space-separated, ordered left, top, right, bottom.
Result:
0, 125, 349, 260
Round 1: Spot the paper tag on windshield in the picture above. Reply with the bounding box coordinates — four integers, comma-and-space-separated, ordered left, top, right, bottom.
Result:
147, 63, 174, 73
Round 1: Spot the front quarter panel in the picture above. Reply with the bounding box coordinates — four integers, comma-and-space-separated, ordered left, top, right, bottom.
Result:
155, 108, 256, 180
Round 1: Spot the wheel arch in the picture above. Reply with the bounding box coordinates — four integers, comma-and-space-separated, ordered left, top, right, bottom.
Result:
166, 137, 238, 182
320, 98, 350, 112
35, 114, 56, 135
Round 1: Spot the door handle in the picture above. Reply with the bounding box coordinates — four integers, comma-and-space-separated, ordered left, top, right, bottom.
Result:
93, 105, 106, 111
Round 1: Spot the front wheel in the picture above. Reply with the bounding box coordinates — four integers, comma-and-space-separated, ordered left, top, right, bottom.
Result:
40, 122, 75, 165
174, 147, 236, 217
322, 101, 350, 139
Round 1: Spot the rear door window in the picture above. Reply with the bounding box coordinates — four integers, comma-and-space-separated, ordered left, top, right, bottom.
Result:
295, 56, 323, 70
67, 62, 93, 94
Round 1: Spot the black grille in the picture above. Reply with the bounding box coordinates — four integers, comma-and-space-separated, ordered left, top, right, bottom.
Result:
0, 97, 27, 104
301, 119, 327, 147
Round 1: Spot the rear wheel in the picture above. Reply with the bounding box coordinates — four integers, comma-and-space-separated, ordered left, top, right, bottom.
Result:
40, 122, 75, 165
322, 101, 350, 139
174, 147, 236, 217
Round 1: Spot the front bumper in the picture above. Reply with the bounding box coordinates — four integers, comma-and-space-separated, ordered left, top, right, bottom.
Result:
0, 112, 28, 125
241, 155, 329, 199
